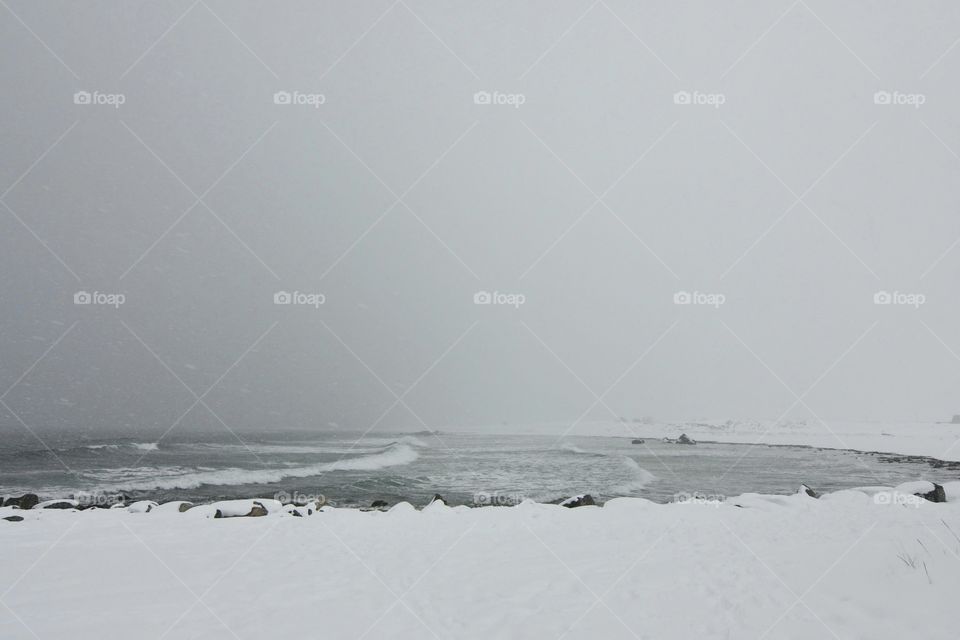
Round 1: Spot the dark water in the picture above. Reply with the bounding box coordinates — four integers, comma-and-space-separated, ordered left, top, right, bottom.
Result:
1, 430, 957, 507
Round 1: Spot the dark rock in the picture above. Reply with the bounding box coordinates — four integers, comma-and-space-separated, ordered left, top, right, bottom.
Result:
430, 494, 446, 505
370, 500, 389, 509
4, 515, 24, 522
559, 494, 595, 508
677, 433, 696, 445
77, 504, 110, 511
916, 483, 946, 503
4, 494, 39, 510
799, 484, 820, 498
290, 509, 302, 517
41, 500, 76, 509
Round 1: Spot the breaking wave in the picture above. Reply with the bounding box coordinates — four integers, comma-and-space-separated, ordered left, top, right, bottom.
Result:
558, 442, 656, 494
93, 443, 420, 492
558, 441, 606, 457
611, 456, 656, 493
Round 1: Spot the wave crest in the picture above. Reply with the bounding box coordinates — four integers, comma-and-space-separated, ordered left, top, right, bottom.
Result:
95, 443, 420, 492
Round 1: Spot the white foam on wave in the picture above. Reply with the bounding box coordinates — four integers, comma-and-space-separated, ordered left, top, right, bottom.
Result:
611, 456, 656, 493
81, 442, 158, 452
196, 435, 429, 456
557, 442, 656, 494
558, 441, 606, 456
362, 435, 430, 448
96, 443, 420, 491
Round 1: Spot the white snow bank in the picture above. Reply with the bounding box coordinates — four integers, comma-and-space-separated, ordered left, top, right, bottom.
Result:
894, 480, 936, 495
2, 494, 959, 639
127, 500, 158, 514
208, 499, 283, 518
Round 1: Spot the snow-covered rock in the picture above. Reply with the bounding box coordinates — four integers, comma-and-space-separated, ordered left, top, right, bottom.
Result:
127, 500, 159, 513
894, 481, 947, 503
558, 494, 595, 508
211, 499, 275, 518
151, 501, 193, 513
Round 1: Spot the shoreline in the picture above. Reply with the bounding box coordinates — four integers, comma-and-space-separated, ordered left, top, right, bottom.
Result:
3, 481, 960, 638
4, 435, 958, 512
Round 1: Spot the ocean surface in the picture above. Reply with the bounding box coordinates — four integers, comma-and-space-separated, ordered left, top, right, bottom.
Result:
1, 430, 956, 507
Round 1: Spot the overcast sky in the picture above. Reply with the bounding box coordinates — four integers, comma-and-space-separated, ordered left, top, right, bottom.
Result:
2, 1, 960, 439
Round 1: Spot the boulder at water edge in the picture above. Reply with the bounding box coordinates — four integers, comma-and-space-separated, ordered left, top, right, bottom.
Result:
799, 484, 820, 498
4, 494, 39, 510
559, 495, 596, 508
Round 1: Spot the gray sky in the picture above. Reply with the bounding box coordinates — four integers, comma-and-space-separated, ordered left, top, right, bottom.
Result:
2, 1, 960, 439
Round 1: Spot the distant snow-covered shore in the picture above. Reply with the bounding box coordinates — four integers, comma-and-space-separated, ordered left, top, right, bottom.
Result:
500, 419, 960, 462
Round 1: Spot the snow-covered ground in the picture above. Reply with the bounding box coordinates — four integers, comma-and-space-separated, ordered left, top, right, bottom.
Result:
3, 424, 960, 639
3, 484, 960, 640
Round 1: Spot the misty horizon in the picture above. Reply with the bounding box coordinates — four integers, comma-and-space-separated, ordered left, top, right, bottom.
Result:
3, 1, 960, 443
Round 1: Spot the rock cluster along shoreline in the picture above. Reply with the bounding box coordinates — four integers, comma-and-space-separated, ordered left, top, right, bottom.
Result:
0, 491, 605, 520
1, 481, 952, 522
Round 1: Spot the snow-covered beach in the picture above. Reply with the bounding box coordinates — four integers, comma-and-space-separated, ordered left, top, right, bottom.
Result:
3, 484, 960, 639
3, 422, 960, 640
